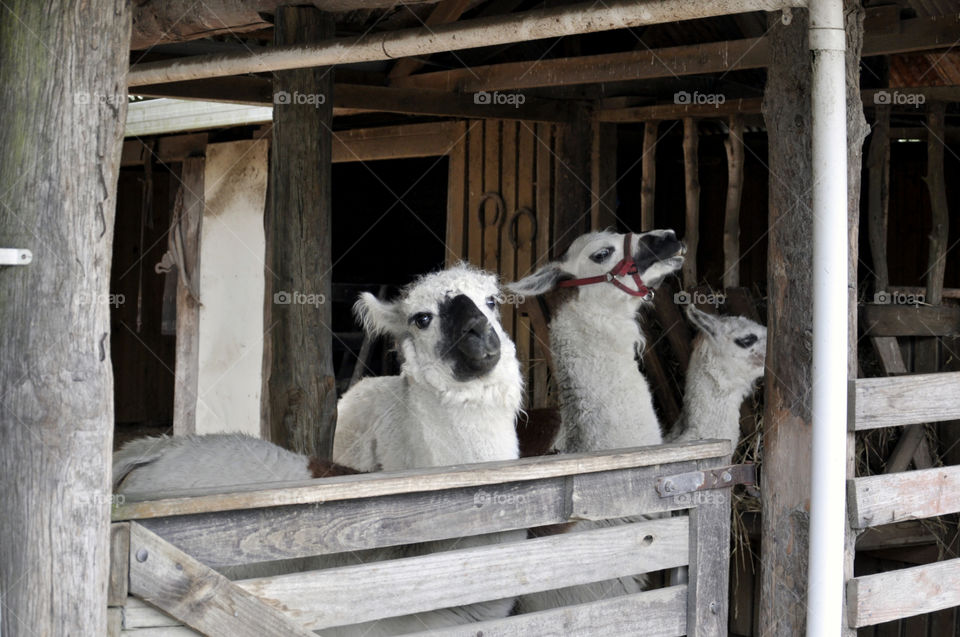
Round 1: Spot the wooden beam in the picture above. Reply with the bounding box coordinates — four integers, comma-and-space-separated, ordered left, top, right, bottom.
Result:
395, 37, 771, 93
172, 158, 204, 436
722, 115, 744, 288
121, 133, 208, 167
867, 105, 891, 292
266, 7, 338, 458
332, 121, 463, 162
924, 102, 949, 306
861, 303, 960, 337
852, 371, 960, 430
682, 118, 700, 288
127, 523, 315, 636
847, 557, 960, 627
0, 2, 130, 635
388, 0, 473, 80
239, 517, 688, 631
848, 465, 960, 529
551, 104, 593, 257
113, 441, 729, 519
640, 120, 659, 231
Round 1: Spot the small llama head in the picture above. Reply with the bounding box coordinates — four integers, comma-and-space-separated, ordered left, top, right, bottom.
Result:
354, 263, 522, 404
686, 304, 767, 391
507, 229, 684, 310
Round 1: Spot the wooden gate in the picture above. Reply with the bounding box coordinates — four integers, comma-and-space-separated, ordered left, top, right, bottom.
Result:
108, 441, 735, 636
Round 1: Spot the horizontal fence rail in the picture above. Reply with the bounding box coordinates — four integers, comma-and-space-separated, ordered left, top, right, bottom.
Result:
850, 371, 960, 430
847, 557, 960, 627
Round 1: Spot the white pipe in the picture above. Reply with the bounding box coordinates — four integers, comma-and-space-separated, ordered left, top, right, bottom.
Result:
128, 0, 806, 87
806, 0, 848, 635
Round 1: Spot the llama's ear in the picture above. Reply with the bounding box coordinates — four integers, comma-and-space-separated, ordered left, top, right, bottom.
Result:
507, 263, 566, 296
354, 292, 404, 337
686, 304, 719, 338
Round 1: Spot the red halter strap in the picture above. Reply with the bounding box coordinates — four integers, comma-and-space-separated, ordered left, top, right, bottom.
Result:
556, 233, 653, 299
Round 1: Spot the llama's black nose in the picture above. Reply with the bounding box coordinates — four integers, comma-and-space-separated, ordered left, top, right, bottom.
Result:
439, 294, 502, 380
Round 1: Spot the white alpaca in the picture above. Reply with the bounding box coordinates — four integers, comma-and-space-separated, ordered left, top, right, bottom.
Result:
506, 229, 684, 614
113, 264, 525, 636
508, 229, 684, 453
668, 305, 767, 446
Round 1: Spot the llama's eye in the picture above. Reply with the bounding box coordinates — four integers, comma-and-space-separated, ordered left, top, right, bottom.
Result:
590, 247, 614, 264
486, 296, 498, 310
735, 334, 758, 348
410, 313, 433, 329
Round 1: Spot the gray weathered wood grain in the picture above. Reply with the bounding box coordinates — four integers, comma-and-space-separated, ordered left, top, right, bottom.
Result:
852, 371, 960, 430
848, 465, 960, 528
408, 585, 688, 637
239, 516, 688, 630
114, 441, 729, 519
687, 456, 732, 637
846, 556, 960, 627
127, 523, 314, 637
110, 523, 131, 605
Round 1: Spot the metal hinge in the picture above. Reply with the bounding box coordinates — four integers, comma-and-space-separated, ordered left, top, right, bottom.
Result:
0, 249, 32, 266
656, 463, 757, 498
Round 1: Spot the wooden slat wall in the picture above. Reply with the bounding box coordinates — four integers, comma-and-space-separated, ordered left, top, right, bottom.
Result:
447, 119, 558, 407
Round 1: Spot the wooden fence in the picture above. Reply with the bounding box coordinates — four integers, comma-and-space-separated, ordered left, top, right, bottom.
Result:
846, 370, 960, 628
108, 441, 735, 636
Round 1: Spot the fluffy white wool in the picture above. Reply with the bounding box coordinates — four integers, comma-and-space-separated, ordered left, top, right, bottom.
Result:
113, 264, 525, 635
670, 306, 767, 446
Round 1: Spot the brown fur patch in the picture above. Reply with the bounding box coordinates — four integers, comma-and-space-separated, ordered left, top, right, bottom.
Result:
541, 285, 579, 319
517, 407, 562, 457
308, 457, 363, 478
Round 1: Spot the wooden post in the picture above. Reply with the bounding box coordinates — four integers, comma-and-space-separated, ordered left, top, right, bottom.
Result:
682, 118, 700, 288
723, 115, 744, 289
866, 105, 890, 293
923, 101, 948, 307
267, 6, 337, 458
759, 4, 867, 634
552, 104, 592, 257
171, 158, 204, 435
0, 1, 130, 635
640, 120, 659, 231
591, 122, 618, 230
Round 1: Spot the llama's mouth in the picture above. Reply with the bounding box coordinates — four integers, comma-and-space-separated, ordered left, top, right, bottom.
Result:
438, 294, 503, 381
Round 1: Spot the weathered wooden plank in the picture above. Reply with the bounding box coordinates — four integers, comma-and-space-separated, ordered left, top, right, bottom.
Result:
123, 598, 186, 629
552, 105, 592, 257
870, 337, 907, 375
682, 117, 700, 288
444, 122, 467, 264
110, 523, 131, 606
115, 441, 729, 519
467, 120, 484, 266
925, 101, 949, 307
121, 134, 209, 167
332, 121, 463, 163
483, 119, 502, 272
570, 461, 699, 520
602, 98, 764, 123
847, 557, 960, 627
127, 523, 315, 637
852, 371, 960, 430
723, 115, 744, 288
120, 626, 199, 636
409, 585, 688, 637
861, 303, 960, 337
500, 119, 518, 339
848, 465, 960, 528
267, 6, 337, 459
867, 106, 890, 292
590, 121, 618, 230
687, 456, 732, 637
388, 0, 472, 79
108, 607, 123, 637
640, 120, 659, 231
241, 517, 688, 630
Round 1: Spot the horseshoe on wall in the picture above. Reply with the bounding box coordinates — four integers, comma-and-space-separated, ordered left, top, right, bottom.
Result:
477, 192, 505, 227
508, 207, 538, 249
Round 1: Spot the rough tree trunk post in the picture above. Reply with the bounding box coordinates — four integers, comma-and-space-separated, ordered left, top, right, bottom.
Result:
640, 120, 659, 231
682, 117, 700, 288
552, 103, 593, 257
266, 6, 337, 458
759, 4, 867, 634
723, 114, 744, 289
0, 2, 130, 635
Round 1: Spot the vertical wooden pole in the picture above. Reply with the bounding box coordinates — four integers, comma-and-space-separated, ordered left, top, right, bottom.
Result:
866, 105, 890, 293
759, 4, 867, 635
723, 115, 744, 289
843, 5, 870, 636
923, 101, 948, 307
0, 1, 130, 635
760, 8, 816, 636
444, 122, 467, 265
682, 118, 700, 288
687, 456, 733, 637
590, 121, 618, 231
552, 104, 593, 257
267, 6, 337, 458
172, 158, 204, 436
640, 120, 659, 231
